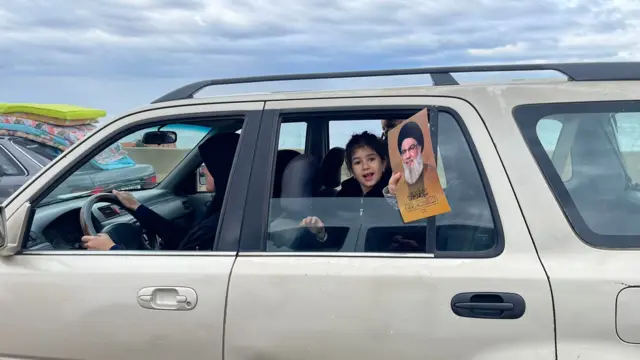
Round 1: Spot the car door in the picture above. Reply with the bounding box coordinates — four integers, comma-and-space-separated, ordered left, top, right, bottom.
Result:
224, 97, 556, 360
511, 99, 640, 359
0, 102, 264, 360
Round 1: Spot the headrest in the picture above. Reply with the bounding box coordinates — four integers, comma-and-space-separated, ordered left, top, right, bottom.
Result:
281, 154, 320, 199
280, 154, 320, 214
320, 147, 346, 189
272, 149, 301, 198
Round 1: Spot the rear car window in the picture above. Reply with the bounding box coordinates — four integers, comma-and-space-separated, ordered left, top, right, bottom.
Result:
514, 101, 640, 248
11, 138, 60, 163
0, 145, 25, 176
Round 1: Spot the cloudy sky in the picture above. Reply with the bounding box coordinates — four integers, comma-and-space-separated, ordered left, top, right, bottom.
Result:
1, 0, 638, 127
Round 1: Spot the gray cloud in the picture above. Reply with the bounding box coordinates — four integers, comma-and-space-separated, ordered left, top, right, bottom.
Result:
0, 0, 638, 116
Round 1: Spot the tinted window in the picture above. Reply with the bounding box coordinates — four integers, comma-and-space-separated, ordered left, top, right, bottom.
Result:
536, 119, 572, 181
12, 138, 96, 171
11, 138, 60, 165
266, 111, 499, 256
515, 101, 640, 248
0, 146, 24, 176
11, 137, 59, 161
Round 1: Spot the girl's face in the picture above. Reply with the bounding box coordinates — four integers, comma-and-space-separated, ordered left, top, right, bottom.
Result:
350, 146, 386, 193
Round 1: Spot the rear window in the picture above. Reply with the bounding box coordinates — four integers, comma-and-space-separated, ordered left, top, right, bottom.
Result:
11, 138, 60, 162
0, 146, 25, 176
514, 100, 640, 248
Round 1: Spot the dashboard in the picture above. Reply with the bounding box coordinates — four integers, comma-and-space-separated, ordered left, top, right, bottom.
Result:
25, 189, 196, 251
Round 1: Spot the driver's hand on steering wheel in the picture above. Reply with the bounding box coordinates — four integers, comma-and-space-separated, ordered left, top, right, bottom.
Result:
81, 233, 116, 250
112, 190, 140, 211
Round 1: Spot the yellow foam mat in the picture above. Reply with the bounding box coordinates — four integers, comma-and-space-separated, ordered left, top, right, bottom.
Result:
0, 103, 106, 121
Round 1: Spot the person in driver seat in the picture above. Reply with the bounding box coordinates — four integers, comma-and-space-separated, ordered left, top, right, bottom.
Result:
81, 132, 241, 251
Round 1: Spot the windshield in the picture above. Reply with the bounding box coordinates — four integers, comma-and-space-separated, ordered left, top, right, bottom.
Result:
38, 123, 214, 207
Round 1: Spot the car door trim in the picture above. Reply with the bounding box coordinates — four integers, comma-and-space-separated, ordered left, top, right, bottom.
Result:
19, 250, 238, 256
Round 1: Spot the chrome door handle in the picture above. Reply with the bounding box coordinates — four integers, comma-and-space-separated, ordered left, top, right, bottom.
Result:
137, 287, 198, 311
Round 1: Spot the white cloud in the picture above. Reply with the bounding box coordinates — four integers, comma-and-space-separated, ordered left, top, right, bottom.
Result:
0, 0, 639, 117
468, 42, 530, 56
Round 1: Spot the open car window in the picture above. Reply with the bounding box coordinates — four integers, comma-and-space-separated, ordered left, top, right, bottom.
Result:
39, 123, 213, 206
267, 110, 499, 256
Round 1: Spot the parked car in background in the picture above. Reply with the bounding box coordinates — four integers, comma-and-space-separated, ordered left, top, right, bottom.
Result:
0, 135, 156, 203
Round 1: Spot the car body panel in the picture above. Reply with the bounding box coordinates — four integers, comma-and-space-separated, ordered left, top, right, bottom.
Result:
469, 83, 640, 359
225, 96, 555, 360
0, 102, 264, 360
0, 253, 234, 360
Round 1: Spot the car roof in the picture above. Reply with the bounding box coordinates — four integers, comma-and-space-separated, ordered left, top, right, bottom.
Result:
112, 61, 640, 122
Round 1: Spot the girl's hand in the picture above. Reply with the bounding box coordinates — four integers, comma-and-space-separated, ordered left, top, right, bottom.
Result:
300, 216, 326, 240
388, 172, 403, 195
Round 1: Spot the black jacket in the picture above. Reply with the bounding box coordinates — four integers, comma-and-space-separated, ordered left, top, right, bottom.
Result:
294, 171, 392, 251
132, 132, 240, 251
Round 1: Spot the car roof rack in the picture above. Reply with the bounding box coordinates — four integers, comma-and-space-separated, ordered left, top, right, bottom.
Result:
151, 62, 640, 104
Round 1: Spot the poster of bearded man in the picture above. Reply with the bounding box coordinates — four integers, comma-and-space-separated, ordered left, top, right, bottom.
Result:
387, 108, 451, 223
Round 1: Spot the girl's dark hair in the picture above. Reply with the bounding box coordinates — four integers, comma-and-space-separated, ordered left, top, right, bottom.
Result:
344, 131, 387, 173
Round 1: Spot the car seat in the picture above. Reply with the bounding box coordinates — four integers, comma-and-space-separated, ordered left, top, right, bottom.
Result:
318, 147, 346, 197
268, 154, 322, 249
272, 149, 301, 198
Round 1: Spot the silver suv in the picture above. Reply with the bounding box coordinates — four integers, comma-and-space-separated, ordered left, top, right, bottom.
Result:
0, 62, 638, 360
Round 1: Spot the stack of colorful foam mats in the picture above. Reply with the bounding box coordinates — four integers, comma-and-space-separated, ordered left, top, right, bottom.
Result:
0, 103, 135, 170
0, 103, 104, 150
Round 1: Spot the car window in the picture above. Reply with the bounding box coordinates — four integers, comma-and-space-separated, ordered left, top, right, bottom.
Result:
536, 118, 572, 181
279, 121, 307, 151
265, 110, 499, 256
613, 112, 640, 184
26, 118, 245, 252
11, 138, 98, 172
11, 137, 59, 162
40, 123, 212, 206
0, 145, 25, 176
515, 101, 640, 248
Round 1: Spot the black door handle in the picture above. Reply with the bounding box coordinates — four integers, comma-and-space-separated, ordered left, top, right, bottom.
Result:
451, 292, 525, 319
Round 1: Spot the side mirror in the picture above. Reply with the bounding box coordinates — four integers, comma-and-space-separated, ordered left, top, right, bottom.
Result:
142, 131, 177, 145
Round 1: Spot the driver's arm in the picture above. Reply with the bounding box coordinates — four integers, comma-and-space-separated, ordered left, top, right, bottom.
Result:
133, 205, 188, 250
81, 234, 121, 250
113, 190, 187, 250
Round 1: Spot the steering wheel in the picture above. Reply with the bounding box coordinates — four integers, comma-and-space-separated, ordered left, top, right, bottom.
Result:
79, 193, 152, 250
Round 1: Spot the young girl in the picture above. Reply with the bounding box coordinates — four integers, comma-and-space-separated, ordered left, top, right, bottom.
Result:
300, 131, 391, 246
